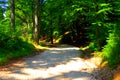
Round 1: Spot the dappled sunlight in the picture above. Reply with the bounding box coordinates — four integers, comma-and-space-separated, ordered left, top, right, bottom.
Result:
5, 57, 95, 80
33, 43, 48, 50
86, 57, 102, 68
0, 45, 98, 80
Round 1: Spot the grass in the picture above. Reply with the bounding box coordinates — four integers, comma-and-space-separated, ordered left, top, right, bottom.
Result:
0, 45, 34, 65
0, 43, 48, 66
0, 36, 48, 66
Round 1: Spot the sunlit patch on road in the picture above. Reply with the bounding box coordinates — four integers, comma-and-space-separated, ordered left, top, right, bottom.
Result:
0, 45, 98, 80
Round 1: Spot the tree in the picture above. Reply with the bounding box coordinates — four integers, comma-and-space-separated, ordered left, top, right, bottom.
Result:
101, 0, 120, 68
0, 7, 4, 21
10, 0, 15, 32
34, 0, 40, 44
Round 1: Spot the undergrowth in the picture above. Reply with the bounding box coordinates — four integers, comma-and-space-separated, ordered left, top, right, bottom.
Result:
0, 32, 36, 65
101, 25, 120, 68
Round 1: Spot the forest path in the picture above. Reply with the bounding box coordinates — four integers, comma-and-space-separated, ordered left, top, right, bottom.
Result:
0, 44, 99, 80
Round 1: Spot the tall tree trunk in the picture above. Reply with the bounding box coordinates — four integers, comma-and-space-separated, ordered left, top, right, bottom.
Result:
50, 27, 53, 44
35, 0, 40, 44
10, 0, 15, 32
31, 0, 35, 40
32, 12, 35, 40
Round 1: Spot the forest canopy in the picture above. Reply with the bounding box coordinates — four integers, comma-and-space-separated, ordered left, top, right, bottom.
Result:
0, 0, 120, 67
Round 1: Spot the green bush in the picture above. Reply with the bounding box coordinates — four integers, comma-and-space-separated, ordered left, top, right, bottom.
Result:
101, 25, 120, 68
88, 42, 98, 52
0, 32, 35, 65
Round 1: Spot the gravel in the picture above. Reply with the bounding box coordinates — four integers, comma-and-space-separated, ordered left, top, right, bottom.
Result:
0, 44, 98, 80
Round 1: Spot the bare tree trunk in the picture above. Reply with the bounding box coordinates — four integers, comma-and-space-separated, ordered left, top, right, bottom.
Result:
31, 0, 35, 40
35, 0, 40, 44
32, 12, 35, 40
50, 27, 53, 44
10, 0, 15, 32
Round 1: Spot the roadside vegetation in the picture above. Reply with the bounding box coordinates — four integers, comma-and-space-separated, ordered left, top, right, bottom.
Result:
0, 0, 120, 70
0, 31, 35, 65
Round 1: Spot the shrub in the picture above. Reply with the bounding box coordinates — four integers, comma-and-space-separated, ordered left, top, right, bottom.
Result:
0, 32, 35, 65
88, 42, 98, 52
101, 25, 120, 68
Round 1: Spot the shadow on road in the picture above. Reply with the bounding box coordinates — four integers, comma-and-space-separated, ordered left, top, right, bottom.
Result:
0, 44, 97, 80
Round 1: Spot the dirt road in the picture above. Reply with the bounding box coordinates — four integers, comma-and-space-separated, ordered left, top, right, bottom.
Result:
0, 44, 98, 80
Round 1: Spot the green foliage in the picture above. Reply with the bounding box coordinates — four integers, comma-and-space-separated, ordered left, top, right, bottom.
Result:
88, 42, 98, 52
39, 42, 46, 46
0, 6, 4, 21
0, 0, 119, 68
0, 30, 35, 65
107, 78, 112, 80
102, 24, 120, 68
0, 0, 38, 65
0, 57, 8, 65
100, 1, 120, 68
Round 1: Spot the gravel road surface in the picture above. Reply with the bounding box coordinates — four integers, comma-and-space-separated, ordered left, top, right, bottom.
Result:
0, 44, 98, 80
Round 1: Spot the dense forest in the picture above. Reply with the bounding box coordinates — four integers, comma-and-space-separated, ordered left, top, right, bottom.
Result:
0, 0, 120, 68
